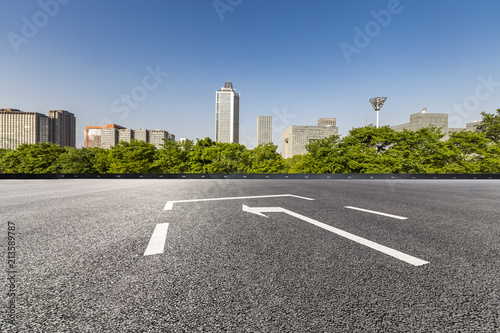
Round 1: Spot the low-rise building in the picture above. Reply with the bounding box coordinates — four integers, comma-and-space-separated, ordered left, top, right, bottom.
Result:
281, 118, 338, 158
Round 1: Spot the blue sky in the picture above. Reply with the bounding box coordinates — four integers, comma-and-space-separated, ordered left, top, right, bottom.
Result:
1, 0, 500, 150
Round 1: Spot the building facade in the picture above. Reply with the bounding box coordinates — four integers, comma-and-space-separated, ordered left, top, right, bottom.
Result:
118, 128, 134, 143
257, 116, 272, 145
149, 129, 168, 149
85, 124, 126, 148
391, 108, 449, 139
48, 110, 76, 147
0, 108, 50, 149
281, 118, 339, 158
215, 80, 240, 143
134, 129, 149, 143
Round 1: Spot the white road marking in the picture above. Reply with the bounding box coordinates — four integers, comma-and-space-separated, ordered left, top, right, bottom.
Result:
243, 205, 428, 266
164, 194, 314, 210
144, 223, 169, 256
345, 206, 408, 220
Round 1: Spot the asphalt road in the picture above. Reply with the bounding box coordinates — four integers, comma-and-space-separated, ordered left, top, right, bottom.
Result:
1, 179, 499, 332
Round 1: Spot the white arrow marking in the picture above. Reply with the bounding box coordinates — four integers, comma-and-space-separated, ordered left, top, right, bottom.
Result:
345, 206, 408, 220
164, 194, 314, 210
243, 205, 429, 266
144, 223, 169, 256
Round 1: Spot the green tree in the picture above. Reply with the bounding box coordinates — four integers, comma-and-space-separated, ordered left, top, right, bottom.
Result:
443, 130, 490, 173
92, 148, 111, 173
247, 143, 284, 173
108, 140, 158, 173
283, 154, 305, 173
477, 109, 500, 142
334, 127, 398, 173
387, 126, 449, 173
57, 147, 100, 173
0, 143, 64, 174
154, 139, 193, 173
186, 138, 248, 173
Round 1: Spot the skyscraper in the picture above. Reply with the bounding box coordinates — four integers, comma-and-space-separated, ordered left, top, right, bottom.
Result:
48, 110, 76, 147
257, 116, 272, 145
215, 79, 240, 143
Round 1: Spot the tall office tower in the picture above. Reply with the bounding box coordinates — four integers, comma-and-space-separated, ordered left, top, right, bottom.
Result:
85, 124, 126, 148
48, 110, 76, 147
0, 108, 50, 149
149, 129, 168, 149
281, 118, 338, 158
118, 128, 134, 143
257, 116, 273, 145
215, 79, 240, 143
134, 129, 149, 143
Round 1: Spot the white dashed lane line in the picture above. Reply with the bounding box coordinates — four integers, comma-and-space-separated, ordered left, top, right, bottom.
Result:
144, 223, 169, 256
345, 206, 408, 220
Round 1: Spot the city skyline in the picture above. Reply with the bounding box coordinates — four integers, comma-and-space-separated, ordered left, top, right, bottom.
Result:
1, 1, 499, 151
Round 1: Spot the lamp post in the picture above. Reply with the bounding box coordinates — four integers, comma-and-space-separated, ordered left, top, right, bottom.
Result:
369, 96, 388, 128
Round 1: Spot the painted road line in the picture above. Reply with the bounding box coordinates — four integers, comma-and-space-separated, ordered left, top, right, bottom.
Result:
144, 223, 169, 256
345, 206, 408, 220
243, 205, 428, 266
164, 194, 314, 210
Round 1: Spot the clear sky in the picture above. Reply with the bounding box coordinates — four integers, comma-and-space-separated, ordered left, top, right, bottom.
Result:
1, 0, 500, 150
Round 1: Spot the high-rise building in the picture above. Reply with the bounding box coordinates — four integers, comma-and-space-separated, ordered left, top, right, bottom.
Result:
0, 108, 50, 149
85, 124, 126, 148
48, 110, 76, 147
134, 129, 149, 143
257, 116, 273, 146
215, 79, 240, 143
281, 118, 339, 158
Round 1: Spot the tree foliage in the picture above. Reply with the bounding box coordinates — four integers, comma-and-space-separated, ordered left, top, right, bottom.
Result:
477, 109, 500, 142
1, 117, 500, 174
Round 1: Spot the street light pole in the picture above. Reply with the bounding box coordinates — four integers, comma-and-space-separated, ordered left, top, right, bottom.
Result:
369, 96, 388, 128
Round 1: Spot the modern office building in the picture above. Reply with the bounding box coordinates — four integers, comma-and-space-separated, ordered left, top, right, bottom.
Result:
118, 128, 134, 143
257, 116, 272, 145
391, 108, 450, 139
48, 110, 76, 147
149, 129, 169, 149
281, 118, 339, 158
134, 129, 149, 143
0, 108, 50, 149
215, 79, 240, 143
100, 128, 120, 149
85, 124, 126, 148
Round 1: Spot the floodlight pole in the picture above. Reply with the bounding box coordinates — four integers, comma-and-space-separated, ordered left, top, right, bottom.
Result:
369, 96, 388, 128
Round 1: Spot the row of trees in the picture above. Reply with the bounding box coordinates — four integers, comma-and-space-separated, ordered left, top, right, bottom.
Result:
1, 110, 499, 174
